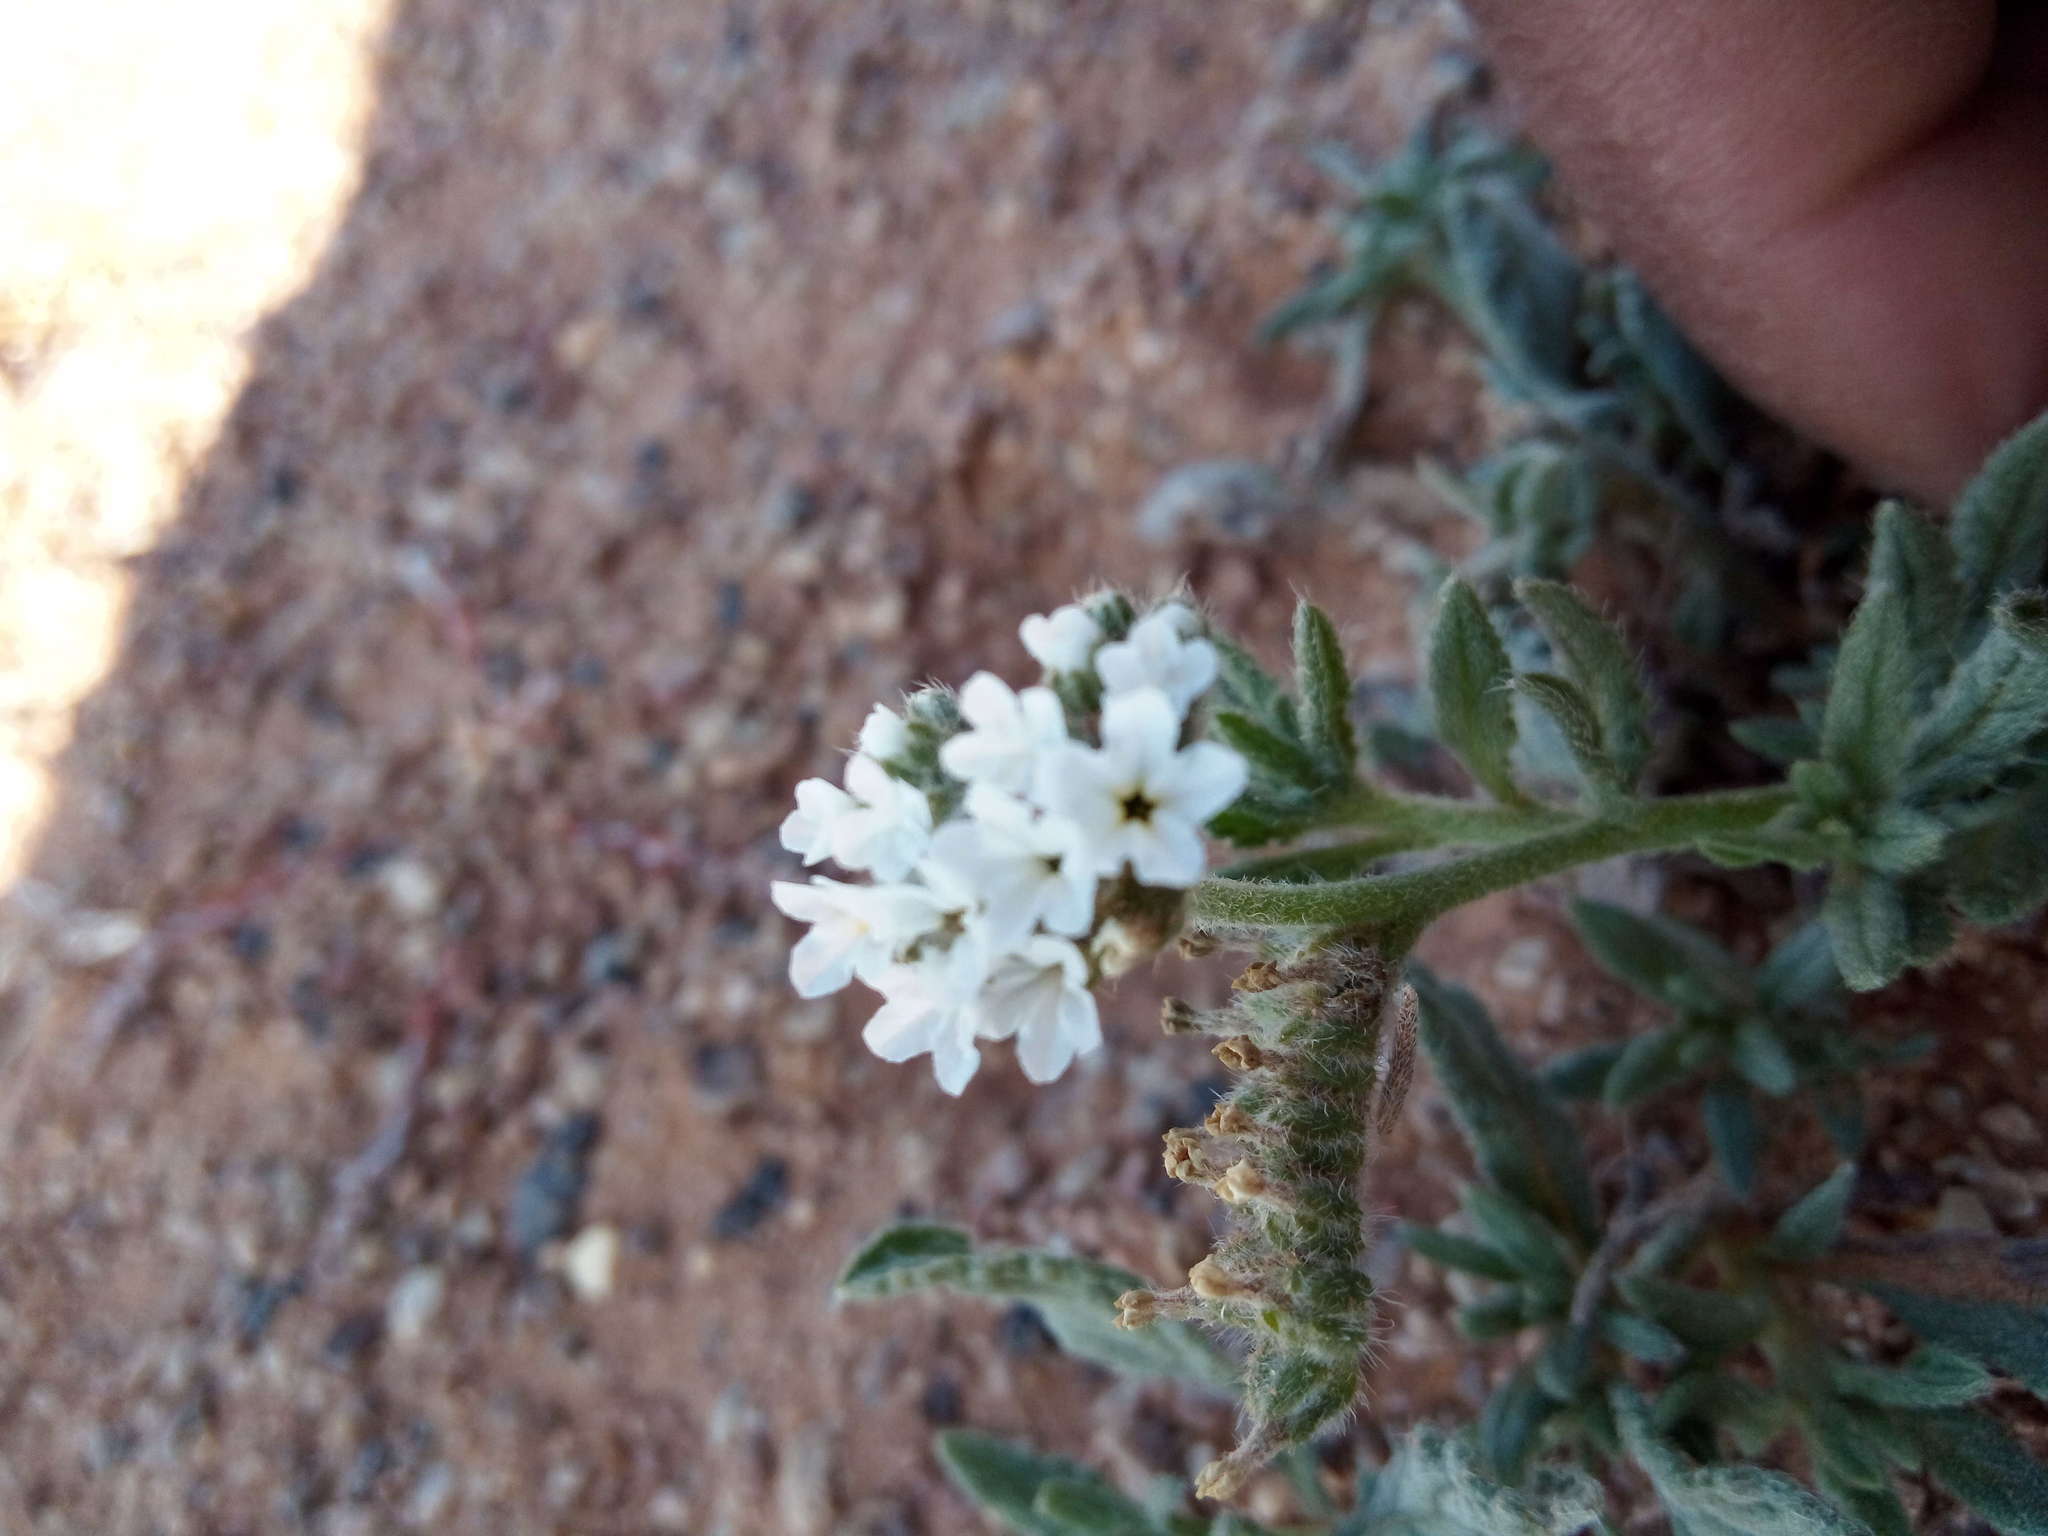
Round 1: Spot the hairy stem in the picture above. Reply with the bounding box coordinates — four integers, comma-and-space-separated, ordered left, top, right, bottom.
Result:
1195, 785, 1796, 944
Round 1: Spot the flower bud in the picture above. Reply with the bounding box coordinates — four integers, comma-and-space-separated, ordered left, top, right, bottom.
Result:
1188, 1256, 1259, 1301
1213, 1035, 1267, 1072
1213, 1159, 1270, 1205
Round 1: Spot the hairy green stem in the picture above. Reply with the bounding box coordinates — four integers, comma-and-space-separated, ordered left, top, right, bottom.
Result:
1195, 785, 1795, 945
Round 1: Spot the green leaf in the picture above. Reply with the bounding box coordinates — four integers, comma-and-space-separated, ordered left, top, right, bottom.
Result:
1820, 1482, 1912, 1536
1479, 1359, 1556, 1484
1603, 1027, 1694, 1108
1035, 1478, 1157, 1535
1755, 921, 1843, 1015
1820, 587, 1917, 806
1951, 407, 2048, 625
1409, 965, 1599, 1242
1438, 182, 1585, 395
1867, 500, 1962, 701
1426, 579, 1522, 801
1616, 1275, 1769, 1355
1542, 1039, 1626, 1100
837, 1224, 1233, 1391
1613, 1386, 1876, 1536
1459, 1285, 1534, 1340
1399, 1222, 1520, 1282
1601, 1307, 1688, 1365
1944, 774, 2048, 923
1822, 866, 1917, 993
1465, 1185, 1576, 1288
1730, 1016, 1799, 1096
1862, 1283, 2048, 1396
1596, 269, 1735, 467
1572, 898, 1754, 1016
1210, 635, 1292, 729
1731, 714, 1820, 766
936, 1433, 1136, 1536
1766, 1164, 1858, 1263
1653, 1372, 1784, 1456
1828, 1346, 1993, 1409
1910, 1408, 2048, 1536
1534, 1319, 1596, 1401
1210, 710, 1325, 794
1906, 590, 2048, 800
1293, 600, 1358, 776
1517, 578, 1654, 788
1512, 671, 1625, 801
1355, 1424, 1606, 1536
1855, 806, 1949, 877
1702, 1079, 1760, 1197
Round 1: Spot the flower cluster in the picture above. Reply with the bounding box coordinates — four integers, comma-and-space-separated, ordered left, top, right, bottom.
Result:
771, 597, 1249, 1093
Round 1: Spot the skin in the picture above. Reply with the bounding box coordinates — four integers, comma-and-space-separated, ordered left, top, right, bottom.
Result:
1466, 0, 2048, 501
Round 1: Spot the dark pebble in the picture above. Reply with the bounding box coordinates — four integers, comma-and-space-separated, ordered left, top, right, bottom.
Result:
567, 654, 609, 688
580, 930, 640, 989
343, 844, 395, 880
229, 921, 272, 964
995, 1303, 1057, 1359
233, 1272, 303, 1348
716, 580, 746, 632
508, 1113, 603, 1256
324, 1311, 383, 1367
276, 814, 324, 851
690, 1040, 761, 1110
268, 464, 304, 505
483, 648, 527, 692
710, 1157, 788, 1241
290, 974, 332, 1042
918, 1374, 963, 1426
345, 1438, 395, 1502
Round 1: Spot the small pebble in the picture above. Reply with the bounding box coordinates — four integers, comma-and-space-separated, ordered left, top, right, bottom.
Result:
509, 1113, 602, 1255
1981, 1104, 2041, 1146
711, 1157, 789, 1240
386, 1267, 445, 1345
918, 1373, 963, 1425
1933, 1187, 1995, 1233
562, 1225, 620, 1301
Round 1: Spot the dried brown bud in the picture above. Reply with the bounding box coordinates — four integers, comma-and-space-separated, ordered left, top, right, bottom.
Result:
1188, 1256, 1259, 1301
1233, 960, 1285, 992
1177, 931, 1220, 959
1205, 1100, 1255, 1137
1194, 1454, 1254, 1502
1159, 997, 1201, 1035
1376, 985, 1419, 1138
1113, 1288, 1162, 1329
1213, 1035, 1267, 1072
1162, 1127, 1206, 1182
1214, 1159, 1270, 1205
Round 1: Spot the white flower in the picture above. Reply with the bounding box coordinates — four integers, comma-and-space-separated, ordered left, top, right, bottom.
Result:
779, 777, 855, 866
937, 672, 1069, 797
976, 936, 1102, 1084
827, 754, 934, 880
770, 876, 949, 998
1095, 603, 1217, 713
856, 703, 911, 761
1020, 603, 1103, 674
863, 944, 990, 1095
925, 786, 1096, 944
1043, 687, 1247, 888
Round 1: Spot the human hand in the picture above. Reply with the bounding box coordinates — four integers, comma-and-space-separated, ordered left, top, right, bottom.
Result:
1467, 0, 2048, 500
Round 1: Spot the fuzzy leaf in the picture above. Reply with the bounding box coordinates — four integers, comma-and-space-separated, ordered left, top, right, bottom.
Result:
1409, 965, 1599, 1242
1598, 269, 1735, 466
1868, 501, 1962, 700
1479, 1359, 1556, 1484
1517, 578, 1654, 788
1820, 587, 1917, 806
1822, 866, 1918, 993
1910, 1408, 2048, 1536
1603, 1027, 1693, 1108
1534, 1320, 1596, 1402
1944, 774, 2048, 924
1730, 1017, 1799, 1096
1828, 1346, 1993, 1409
1821, 1483, 1912, 1536
1906, 590, 2048, 801
1355, 1424, 1606, 1536
1439, 184, 1585, 395
1513, 672, 1625, 800
1617, 1275, 1769, 1354
1542, 1039, 1627, 1100
1426, 579, 1522, 801
1459, 1286, 1534, 1340
1399, 1222, 1520, 1282
1766, 1164, 1858, 1263
1703, 1079, 1760, 1197
1951, 407, 2048, 624
1211, 710, 1325, 795
1463, 1186, 1575, 1289
1573, 899, 1753, 1016
1755, 921, 1843, 1015
1601, 1307, 1688, 1365
1862, 1282, 2048, 1396
936, 1433, 1150, 1536
1211, 636, 1292, 730
1293, 600, 1358, 776
1614, 1387, 1876, 1536
838, 1224, 1233, 1390
1731, 714, 1821, 766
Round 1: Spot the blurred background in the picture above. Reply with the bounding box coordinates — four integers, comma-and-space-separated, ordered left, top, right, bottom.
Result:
6, 2, 2039, 1533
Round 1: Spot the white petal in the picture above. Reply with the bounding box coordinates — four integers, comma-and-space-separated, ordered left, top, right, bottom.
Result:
857, 704, 910, 761
862, 990, 940, 1062
1100, 688, 1184, 775
1128, 817, 1206, 888
954, 671, 1018, 731
1158, 739, 1248, 823
1020, 605, 1103, 673
769, 878, 832, 923
929, 1034, 982, 1095
788, 926, 857, 998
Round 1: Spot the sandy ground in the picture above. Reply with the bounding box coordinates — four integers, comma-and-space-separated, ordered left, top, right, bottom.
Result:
0, 2, 2042, 1533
